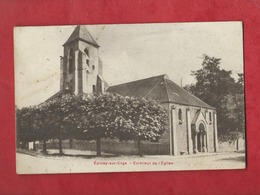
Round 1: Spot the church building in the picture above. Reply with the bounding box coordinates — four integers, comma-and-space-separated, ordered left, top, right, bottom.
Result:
107, 74, 218, 155
55, 25, 218, 155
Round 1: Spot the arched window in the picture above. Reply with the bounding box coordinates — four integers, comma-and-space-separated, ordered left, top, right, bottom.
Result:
92, 85, 96, 93
209, 112, 212, 123
68, 49, 74, 73
92, 65, 95, 70
178, 109, 182, 123
84, 48, 90, 66
199, 123, 205, 132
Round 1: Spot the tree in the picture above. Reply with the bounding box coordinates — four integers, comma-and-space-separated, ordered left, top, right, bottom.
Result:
39, 93, 81, 154
185, 54, 245, 137
17, 92, 168, 156
68, 93, 168, 156
69, 93, 127, 156
236, 73, 244, 93
234, 73, 245, 135
16, 106, 38, 149
109, 95, 168, 156
102, 95, 167, 156
16, 104, 53, 152
31, 103, 58, 153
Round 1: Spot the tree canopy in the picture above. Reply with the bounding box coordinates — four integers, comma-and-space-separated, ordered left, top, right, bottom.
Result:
67, 93, 168, 155
185, 54, 245, 138
16, 92, 168, 156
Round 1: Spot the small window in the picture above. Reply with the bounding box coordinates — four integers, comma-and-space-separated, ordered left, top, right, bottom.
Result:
178, 109, 182, 124
84, 48, 89, 56
92, 65, 95, 70
86, 70, 89, 74
86, 59, 89, 66
92, 85, 96, 93
209, 112, 212, 123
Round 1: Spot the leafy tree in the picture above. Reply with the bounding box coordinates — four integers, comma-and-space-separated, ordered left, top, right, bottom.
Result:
28, 103, 61, 153
236, 73, 244, 93
38, 93, 81, 154
17, 92, 168, 156
114, 96, 168, 156
68, 93, 168, 156
16, 105, 53, 152
219, 78, 245, 144
185, 54, 245, 138
16, 106, 38, 149
17, 93, 82, 154
69, 93, 127, 156
234, 94, 245, 133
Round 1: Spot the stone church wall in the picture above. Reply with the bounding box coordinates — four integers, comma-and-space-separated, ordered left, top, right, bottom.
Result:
174, 104, 188, 155
168, 104, 217, 155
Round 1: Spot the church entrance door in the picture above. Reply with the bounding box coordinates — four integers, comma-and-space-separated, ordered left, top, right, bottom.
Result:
197, 123, 206, 152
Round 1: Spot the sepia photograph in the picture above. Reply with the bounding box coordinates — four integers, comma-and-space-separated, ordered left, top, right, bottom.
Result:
14, 22, 245, 174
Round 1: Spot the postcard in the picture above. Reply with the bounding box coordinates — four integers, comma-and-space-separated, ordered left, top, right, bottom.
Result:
14, 22, 245, 174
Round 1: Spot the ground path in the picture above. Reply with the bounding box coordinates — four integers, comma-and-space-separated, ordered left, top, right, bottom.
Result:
16, 150, 245, 174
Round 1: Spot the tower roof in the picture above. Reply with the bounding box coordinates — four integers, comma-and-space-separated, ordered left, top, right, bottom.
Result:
63, 25, 99, 47
107, 74, 215, 109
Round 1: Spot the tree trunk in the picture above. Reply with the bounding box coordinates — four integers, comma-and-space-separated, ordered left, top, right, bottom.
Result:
33, 141, 36, 151
137, 138, 143, 157
236, 130, 239, 151
52, 139, 55, 149
42, 139, 47, 154
69, 139, 73, 149
236, 138, 239, 151
59, 138, 63, 155
96, 137, 101, 156
59, 126, 63, 155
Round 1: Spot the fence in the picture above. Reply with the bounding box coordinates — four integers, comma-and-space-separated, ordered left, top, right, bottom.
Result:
35, 139, 170, 155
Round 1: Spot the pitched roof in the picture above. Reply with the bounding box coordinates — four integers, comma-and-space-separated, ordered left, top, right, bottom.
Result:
107, 74, 215, 109
63, 25, 99, 47
43, 90, 68, 103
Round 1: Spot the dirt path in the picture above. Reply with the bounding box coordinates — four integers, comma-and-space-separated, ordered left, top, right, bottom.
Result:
16, 150, 246, 174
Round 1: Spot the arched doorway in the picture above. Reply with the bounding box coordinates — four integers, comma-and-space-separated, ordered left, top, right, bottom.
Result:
193, 122, 207, 153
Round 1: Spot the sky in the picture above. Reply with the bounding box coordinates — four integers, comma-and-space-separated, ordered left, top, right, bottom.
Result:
14, 22, 244, 108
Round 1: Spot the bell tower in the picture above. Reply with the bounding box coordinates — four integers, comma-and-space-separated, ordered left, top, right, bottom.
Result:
60, 25, 105, 95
